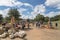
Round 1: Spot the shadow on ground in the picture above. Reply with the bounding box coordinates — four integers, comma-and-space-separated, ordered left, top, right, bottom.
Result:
23, 27, 33, 31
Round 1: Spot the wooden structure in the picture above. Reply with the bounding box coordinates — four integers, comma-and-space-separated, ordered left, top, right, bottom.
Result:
11, 16, 15, 24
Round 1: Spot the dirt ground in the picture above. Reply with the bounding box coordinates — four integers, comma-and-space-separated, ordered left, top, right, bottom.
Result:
0, 25, 60, 40
26, 27, 60, 40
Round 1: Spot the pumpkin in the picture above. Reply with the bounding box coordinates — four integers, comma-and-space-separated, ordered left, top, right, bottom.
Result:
14, 32, 18, 37
9, 33, 14, 39
0, 32, 7, 38
18, 30, 26, 38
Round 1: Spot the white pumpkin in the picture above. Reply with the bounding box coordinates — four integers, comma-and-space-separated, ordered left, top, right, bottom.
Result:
8, 29, 12, 35
0, 32, 7, 38
8, 29, 16, 35
9, 33, 14, 39
0, 35, 2, 38
14, 32, 18, 37
18, 31, 26, 38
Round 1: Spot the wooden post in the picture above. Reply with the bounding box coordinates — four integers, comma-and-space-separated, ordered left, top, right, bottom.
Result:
48, 18, 51, 28
11, 16, 15, 25
11, 16, 15, 32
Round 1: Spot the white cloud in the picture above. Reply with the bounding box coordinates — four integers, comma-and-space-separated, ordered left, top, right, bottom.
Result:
45, 0, 60, 6
0, 0, 16, 7
0, 0, 33, 8
34, 5, 45, 13
20, 14, 25, 19
31, 4, 46, 19
57, 4, 60, 9
31, 12, 38, 19
0, 8, 10, 17
13, 1, 23, 6
0, 8, 27, 20
45, 0, 60, 9
45, 11, 60, 17
0, 0, 27, 7
20, 15, 29, 19
20, 13, 34, 19
23, 3, 33, 9
0, 8, 27, 18
0, 0, 33, 19
31, 4, 60, 18
18, 8, 27, 15
18, 8, 30, 19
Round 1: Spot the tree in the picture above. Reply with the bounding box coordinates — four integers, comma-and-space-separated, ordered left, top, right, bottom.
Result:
5, 16, 11, 22
8, 8, 21, 21
44, 17, 49, 22
34, 14, 44, 21
0, 14, 3, 24
51, 15, 60, 21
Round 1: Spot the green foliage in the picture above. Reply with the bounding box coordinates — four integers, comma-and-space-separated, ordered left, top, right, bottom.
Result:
34, 14, 60, 22
5, 16, 11, 22
0, 14, 3, 24
44, 17, 49, 22
8, 8, 21, 21
34, 14, 44, 21
51, 15, 60, 21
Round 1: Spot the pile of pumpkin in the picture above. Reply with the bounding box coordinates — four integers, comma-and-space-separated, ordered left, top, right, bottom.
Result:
0, 27, 26, 39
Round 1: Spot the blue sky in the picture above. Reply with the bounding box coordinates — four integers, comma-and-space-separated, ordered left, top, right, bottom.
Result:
18, 0, 46, 6
0, 0, 60, 19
